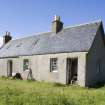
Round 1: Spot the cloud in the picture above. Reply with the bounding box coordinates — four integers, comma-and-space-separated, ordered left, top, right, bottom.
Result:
0, 37, 3, 47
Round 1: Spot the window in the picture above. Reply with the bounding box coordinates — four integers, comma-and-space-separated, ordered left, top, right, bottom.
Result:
50, 58, 58, 72
96, 59, 101, 74
23, 59, 29, 71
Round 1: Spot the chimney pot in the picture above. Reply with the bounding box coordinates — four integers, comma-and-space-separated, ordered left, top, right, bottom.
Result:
54, 15, 60, 21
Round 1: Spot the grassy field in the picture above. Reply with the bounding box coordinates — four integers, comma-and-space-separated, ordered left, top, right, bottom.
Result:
0, 78, 105, 105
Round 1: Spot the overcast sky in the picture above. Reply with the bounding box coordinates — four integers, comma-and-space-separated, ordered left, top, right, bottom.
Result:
0, 0, 105, 46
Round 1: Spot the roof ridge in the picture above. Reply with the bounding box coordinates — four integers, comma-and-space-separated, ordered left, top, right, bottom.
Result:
11, 20, 102, 42
11, 31, 52, 42
64, 20, 102, 29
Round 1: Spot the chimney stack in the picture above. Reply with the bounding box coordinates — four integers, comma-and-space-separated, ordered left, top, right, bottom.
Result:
52, 15, 63, 33
3, 31, 12, 45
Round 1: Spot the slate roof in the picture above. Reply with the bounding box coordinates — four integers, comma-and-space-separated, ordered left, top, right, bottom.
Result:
0, 21, 102, 58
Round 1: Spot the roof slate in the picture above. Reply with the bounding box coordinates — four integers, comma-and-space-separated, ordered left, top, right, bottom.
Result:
0, 21, 101, 58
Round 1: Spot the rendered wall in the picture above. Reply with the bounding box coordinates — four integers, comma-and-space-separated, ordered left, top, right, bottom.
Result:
31, 52, 87, 86
86, 27, 105, 86
0, 52, 87, 86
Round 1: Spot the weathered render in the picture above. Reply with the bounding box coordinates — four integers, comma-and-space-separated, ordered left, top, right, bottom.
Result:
86, 24, 105, 86
0, 52, 87, 86
0, 16, 105, 87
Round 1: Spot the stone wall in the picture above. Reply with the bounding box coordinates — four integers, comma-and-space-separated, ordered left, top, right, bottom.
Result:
0, 52, 87, 86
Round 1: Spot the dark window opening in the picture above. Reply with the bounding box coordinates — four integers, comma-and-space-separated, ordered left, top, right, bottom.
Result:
7, 60, 13, 77
23, 59, 29, 71
96, 59, 101, 74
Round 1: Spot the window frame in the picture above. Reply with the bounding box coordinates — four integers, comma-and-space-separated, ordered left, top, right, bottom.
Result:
23, 59, 29, 71
50, 58, 58, 72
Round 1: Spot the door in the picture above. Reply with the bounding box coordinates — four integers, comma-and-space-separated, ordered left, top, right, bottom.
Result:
7, 60, 13, 76
66, 58, 78, 84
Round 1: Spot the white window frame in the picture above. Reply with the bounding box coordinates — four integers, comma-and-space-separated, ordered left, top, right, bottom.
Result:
50, 58, 58, 72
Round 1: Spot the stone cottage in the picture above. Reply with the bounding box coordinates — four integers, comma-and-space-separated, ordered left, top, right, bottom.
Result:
0, 16, 105, 87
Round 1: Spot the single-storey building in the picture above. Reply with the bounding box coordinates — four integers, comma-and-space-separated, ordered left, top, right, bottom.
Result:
0, 16, 105, 87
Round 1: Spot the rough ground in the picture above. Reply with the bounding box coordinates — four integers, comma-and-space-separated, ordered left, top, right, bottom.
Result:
0, 78, 105, 105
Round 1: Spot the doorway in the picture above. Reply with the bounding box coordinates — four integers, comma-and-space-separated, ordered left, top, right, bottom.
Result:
66, 58, 78, 84
7, 60, 13, 77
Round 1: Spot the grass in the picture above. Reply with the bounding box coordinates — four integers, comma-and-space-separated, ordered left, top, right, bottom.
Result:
0, 78, 105, 105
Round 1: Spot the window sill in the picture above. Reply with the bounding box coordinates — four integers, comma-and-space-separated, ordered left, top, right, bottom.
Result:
52, 70, 58, 73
